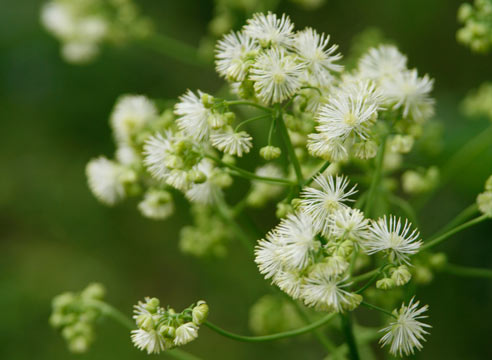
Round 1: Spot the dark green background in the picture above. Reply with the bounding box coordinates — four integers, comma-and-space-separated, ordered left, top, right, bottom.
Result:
1, 1, 491, 359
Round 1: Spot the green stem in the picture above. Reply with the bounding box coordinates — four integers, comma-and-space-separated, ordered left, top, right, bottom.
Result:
364, 136, 387, 217
386, 193, 419, 227
340, 314, 360, 360
434, 203, 479, 237
360, 301, 396, 318
204, 313, 335, 342
303, 161, 331, 187
225, 100, 273, 113
355, 263, 388, 294
420, 214, 488, 251
235, 114, 271, 132
276, 106, 304, 185
138, 33, 210, 68
291, 301, 338, 352
351, 268, 378, 284
205, 155, 295, 185
86, 300, 201, 360
442, 264, 492, 279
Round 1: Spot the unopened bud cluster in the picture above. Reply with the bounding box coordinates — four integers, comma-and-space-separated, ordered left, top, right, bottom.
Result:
457, 0, 492, 53
131, 297, 208, 354
49, 283, 106, 353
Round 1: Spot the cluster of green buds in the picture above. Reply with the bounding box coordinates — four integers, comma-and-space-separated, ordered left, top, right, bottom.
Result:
457, 0, 492, 53
477, 175, 492, 217
376, 265, 412, 290
401, 166, 439, 195
49, 283, 106, 353
131, 297, 208, 354
462, 82, 492, 120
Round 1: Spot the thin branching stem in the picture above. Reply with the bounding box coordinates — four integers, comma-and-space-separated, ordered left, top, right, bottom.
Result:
364, 136, 387, 217
442, 264, 492, 279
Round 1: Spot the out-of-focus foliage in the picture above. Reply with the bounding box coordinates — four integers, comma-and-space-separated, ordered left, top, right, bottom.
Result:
1, 1, 491, 360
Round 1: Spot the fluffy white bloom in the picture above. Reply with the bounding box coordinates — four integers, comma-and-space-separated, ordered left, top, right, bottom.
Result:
111, 95, 157, 143
210, 128, 253, 157
329, 207, 370, 243
174, 322, 199, 346
366, 216, 422, 264
61, 41, 99, 63
255, 234, 284, 279
381, 69, 434, 121
275, 212, 320, 270
380, 298, 431, 357
116, 144, 140, 165
138, 190, 174, 220
301, 271, 361, 312
314, 81, 382, 142
307, 134, 349, 162
215, 31, 259, 81
294, 28, 343, 80
174, 90, 212, 141
131, 329, 168, 354
143, 132, 174, 181
41, 2, 75, 39
250, 47, 304, 104
86, 157, 129, 205
243, 12, 294, 48
185, 160, 222, 204
358, 45, 407, 81
300, 174, 357, 235
274, 270, 305, 299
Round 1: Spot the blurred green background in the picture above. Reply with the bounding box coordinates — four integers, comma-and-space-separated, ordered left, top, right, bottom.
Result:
1, 0, 491, 359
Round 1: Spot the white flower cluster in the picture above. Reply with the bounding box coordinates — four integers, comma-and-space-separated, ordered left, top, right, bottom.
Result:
131, 297, 208, 354
216, 12, 342, 105
255, 173, 422, 313
40, 0, 150, 63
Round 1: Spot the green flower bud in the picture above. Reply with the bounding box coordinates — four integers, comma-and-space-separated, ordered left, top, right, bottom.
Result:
276, 203, 293, 218
343, 293, 363, 311
188, 169, 207, 184
290, 198, 302, 209
222, 154, 236, 165
145, 297, 160, 313
477, 191, 492, 216
192, 301, 209, 325
136, 313, 154, 331
485, 175, 492, 191
208, 113, 226, 129
376, 278, 395, 290
68, 336, 90, 353
164, 155, 183, 169
211, 172, 233, 188
391, 265, 412, 286
159, 325, 176, 338
413, 265, 433, 284
354, 140, 378, 159
201, 93, 214, 108
81, 283, 106, 300
337, 240, 354, 258
428, 252, 447, 269
224, 112, 236, 124
259, 146, 282, 160
390, 134, 414, 154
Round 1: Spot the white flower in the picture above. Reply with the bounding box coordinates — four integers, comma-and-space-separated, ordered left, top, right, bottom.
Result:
138, 190, 174, 220
243, 12, 294, 48
62, 41, 99, 63
381, 69, 434, 121
115, 144, 140, 165
329, 208, 370, 243
174, 90, 212, 141
86, 157, 129, 205
185, 160, 222, 204
307, 133, 349, 162
366, 216, 422, 264
274, 211, 320, 270
131, 329, 168, 354
358, 45, 407, 81
250, 47, 304, 104
143, 132, 173, 181
255, 234, 284, 279
174, 322, 199, 346
380, 298, 431, 357
210, 127, 253, 157
274, 270, 305, 299
300, 174, 357, 235
41, 2, 75, 39
294, 27, 343, 80
111, 95, 157, 143
314, 81, 382, 142
301, 271, 361, 312
215, 31, 259, 81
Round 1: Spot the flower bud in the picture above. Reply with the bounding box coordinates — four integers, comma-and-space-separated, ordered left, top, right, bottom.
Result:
188, 169, 207, 184
391, 265, 412, 286
354, 140, 378, 159
428, 252, 447, 269
260, 146, 282, 160
376, 278, 395, 290
276, 202, 293, 218
81, 283, 106, 300
136, 313, 154, 331
201, 93, 214, 108
485, 175, 492, 191
477, 191, 492, 216
192, 301, 209, 325
145, 297, 160, 313
159, 325, 176, 338
390, 134, 414, 154
208, 113, 226, 129
343, 293, 363, 311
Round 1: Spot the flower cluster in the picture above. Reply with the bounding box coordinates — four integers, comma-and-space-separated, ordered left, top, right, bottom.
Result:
457, 0, 492, 53
255, 173, 422, 313
131, 297, 208, 354
40, 0, 150, 63
462, 82, 492, 121
49, 283, 106, 353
